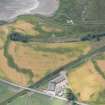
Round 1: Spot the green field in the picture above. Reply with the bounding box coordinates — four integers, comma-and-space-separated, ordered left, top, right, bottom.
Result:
0, 82, 16, 103
7, 92, 67, 105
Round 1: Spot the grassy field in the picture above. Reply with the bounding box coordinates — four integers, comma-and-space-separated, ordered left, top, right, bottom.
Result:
96, 60, 105, 75
91, 51, 105, 75
7, 92, 67, 105
7, 41, 90, 85
0, 82, 16, 103
9, 20, 39, 36
68, 61, 105, 102
0, 10, 92, 86
89, 90, 105, 105
0, 26, 8, 48
0, 21, 91, 86
0, 48, 28, 85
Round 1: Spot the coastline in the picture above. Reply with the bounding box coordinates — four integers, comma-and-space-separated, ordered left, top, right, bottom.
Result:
0, 0, 59, 23
0, 0, 39, 22
30, 0, 60, 17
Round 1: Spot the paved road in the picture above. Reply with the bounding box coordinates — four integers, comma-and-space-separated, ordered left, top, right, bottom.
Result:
0, 79, 89, 105
0, 79, 67, 101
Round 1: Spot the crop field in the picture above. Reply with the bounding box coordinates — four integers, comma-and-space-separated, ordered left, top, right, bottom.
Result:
68, 61, 105, 102
7, 19, 64, 39
9, 20, 39, 36
7, 41, 90, 85
91, 51, 105, 75
0, 26, 8, 48
96, 60, 105, 74
0, 20, 91, 86
0, 48, 28, 85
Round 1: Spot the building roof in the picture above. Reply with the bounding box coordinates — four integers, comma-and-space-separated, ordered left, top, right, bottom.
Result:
51, 74, 67, 84
47, 74, 68, 92
48, 82, 56, 91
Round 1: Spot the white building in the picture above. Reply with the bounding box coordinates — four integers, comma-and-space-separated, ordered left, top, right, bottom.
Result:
47, 73, 68, 97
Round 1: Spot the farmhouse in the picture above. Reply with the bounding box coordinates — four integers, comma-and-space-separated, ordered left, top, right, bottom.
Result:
47, 73, 68, 97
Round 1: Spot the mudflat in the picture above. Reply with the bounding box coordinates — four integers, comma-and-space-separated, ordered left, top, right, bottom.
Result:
0, 0, 59, 21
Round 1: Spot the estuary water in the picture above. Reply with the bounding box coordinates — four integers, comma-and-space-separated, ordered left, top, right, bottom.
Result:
0, 0, 59, 21
0, 0, 39, 21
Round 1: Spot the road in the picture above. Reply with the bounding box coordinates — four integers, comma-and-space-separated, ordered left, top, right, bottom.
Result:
0, 79, 89, 105
0, 79, 67, 101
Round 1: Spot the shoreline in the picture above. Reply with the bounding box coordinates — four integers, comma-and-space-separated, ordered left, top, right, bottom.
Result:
10, 0, 40, 18
0, 0, 59, 23
0, 0, 39, 22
